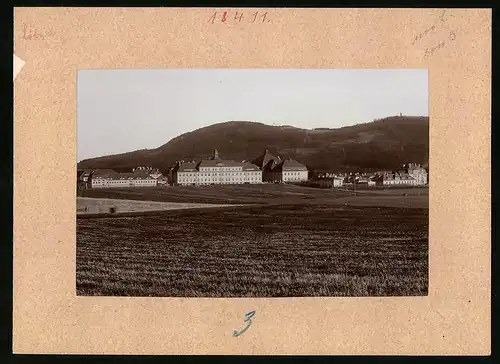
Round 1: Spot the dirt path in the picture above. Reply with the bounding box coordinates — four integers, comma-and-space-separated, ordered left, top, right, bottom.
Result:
77, 197, 251, 215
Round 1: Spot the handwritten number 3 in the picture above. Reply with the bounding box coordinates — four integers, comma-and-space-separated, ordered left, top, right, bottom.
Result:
233, 311, 256, 337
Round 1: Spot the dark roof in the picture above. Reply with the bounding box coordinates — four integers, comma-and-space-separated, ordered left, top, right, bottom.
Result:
92, 172, 155, 180
252, 150, 307, 171
281, 159, 308, 171
199, 159, 244, 168
378, 172, 416, 181
252, 149, 280, 169
175, 159, 261, 171
176, 162, 200, 172
89, 169, 117, 177
133, 167, 159, 174
242, 162, 261, 171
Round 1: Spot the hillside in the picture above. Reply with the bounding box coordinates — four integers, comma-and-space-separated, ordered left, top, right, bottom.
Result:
77, 116, 429, 173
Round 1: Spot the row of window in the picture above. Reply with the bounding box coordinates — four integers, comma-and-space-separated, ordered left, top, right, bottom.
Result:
179, 177, 259, 183
179, 181, 261, 185
199, 167, 242, 171
93, 180, 155, 185
283, 176, 305, 180
384, 180, 417, 184
179, 172, 260, 177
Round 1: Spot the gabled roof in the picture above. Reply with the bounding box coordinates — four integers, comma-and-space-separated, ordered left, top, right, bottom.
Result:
199, 159, 244, 168
376, 172, 416, 181
89, 169, 117, 177
133, 166, 160, 175
280, 159, 308, 171
242, 162, 261, 171
176, 162, 200, 172
252, 149, 280, 169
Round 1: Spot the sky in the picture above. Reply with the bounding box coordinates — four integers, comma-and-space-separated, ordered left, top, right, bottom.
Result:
77, 69, 428, 162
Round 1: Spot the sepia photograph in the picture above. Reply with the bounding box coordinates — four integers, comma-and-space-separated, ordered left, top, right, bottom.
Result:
76, 68, 429, 298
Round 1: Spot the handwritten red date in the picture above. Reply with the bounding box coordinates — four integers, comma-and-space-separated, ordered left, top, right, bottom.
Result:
208, 11, 270, 24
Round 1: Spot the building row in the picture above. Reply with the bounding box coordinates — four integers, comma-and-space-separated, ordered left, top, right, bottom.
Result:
78, 151, 427, 189
172, 149, 309, 186
78, 167, 166, 189
77, 149, 310, 188
315, 163, 428, 188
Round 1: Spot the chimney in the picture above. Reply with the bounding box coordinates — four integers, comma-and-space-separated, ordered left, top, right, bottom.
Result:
214, 149, 219, 159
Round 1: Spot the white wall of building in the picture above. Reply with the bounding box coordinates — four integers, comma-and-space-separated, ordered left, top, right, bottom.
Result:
91, 178, 157, 188
382, 179, 417, 186
333, 178, 343, 187
282, 170, 308, 182
177, 166, 263, 185
409, 171, 427, 185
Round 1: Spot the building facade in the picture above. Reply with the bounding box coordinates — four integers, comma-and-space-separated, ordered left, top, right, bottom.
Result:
373, 163, 427, 186
333, 177, 344, 187
173, 149, 263, 186
251, 149, 308, 183
404, 163, 428, 185
172, 148, 309, 186
374, 172, 418, 186
89, 169, 157, 188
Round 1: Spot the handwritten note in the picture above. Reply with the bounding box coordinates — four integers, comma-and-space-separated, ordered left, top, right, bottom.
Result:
209, 11, 270, 24
411, 10, 457, 58
21, 23, 54, 40
232, 311, 256, 337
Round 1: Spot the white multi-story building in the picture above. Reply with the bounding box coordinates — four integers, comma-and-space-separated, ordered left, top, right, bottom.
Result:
374, 172, 418, 186
371, 163, 427, 187
332, 177, 344, 187
172, 149, 309, 186
405, 163, 428, 185
173, 149, 262, 186
89, 169, 157, 188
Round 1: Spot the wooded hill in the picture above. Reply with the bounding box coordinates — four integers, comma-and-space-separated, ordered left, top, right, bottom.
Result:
78, 116, 429, 173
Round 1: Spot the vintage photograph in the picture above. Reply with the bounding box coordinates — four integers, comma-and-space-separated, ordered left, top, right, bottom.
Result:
76, 69, 429, 297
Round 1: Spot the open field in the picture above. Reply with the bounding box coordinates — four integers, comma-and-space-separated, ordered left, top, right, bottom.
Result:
77, 204, 428, 297
79, 184, 428, 209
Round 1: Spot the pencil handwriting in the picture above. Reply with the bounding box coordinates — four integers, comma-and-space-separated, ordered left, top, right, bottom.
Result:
424, 31, 457, 58
21, 24, 54, 40
411, 10, 457, 58
411, 25, 436, 45
439, 9, 449, 23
